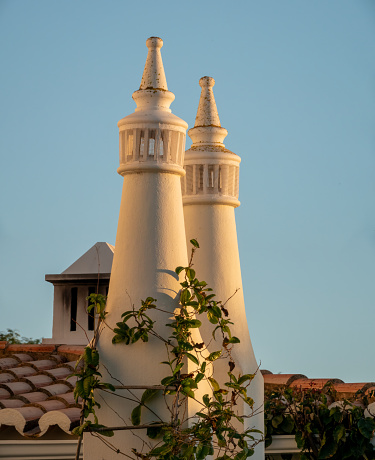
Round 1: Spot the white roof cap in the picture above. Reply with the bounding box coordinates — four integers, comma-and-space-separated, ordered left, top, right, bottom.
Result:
62, 242, 114, 275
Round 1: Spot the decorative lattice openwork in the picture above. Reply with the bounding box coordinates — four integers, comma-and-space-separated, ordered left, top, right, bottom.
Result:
182, 163, 239, 199
119, 128, 185, 167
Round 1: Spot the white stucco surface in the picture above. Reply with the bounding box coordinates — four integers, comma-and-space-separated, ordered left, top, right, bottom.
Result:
84, 37, 206, 459
182, 76, 264, 458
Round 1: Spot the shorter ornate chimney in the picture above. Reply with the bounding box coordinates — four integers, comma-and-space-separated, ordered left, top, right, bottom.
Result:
183, 77, 264, 458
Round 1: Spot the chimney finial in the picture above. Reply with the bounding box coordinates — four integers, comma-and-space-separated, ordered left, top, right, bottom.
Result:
194, 76, 221, 127
188, 76, 228, 146
139, 37, 168, 91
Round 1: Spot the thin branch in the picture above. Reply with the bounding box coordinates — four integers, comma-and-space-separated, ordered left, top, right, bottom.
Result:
90, 432, 135, 459
222, 288, 240, 308
100, 385, 174, 390
71, 318, 90, 343
91, 423, 166, 432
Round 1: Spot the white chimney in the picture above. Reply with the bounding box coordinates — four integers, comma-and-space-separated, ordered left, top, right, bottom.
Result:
182, 77, 264, 458
84, 37, 191, 459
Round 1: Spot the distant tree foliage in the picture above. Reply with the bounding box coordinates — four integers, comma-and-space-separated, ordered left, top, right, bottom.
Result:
0, 328, 41, 344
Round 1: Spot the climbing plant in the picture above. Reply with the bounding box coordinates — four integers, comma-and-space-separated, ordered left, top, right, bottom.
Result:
264, 384, 375, 460
72, 240, 262, 459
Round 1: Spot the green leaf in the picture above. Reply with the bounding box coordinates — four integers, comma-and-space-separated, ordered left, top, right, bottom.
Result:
272, 414, 283, 428
203, 394, 210, 406
121, 310, 134, 318
207, 350, 222, 361
200, 362, 206, 373
161, 376, 175, 386
91, 349, 99, 367
84, 347, 93, 365
145, 297, 157, 303
186, 319, 201, 328
279, 415, 294, 434
72, 425, 84, 436
190, 239, 200, 248
181, 444, 195, 459
112, 334, 129, 344
180, 289, 191, 304
196, 443, 211, 460
175, 266, 185, 275
212, 305, 222, 318
90, 424, 114, 437
186, 352, 199, 365
207, 310, 219, 324
195, 373, 205, 384
208, 377, 220, 391
131, 404, 142, 426
141, 388, 160, 405
74, 380, 84, 401
150, 444, 172, 456
177, 341, 194, 351
238, 374, 254, 385
295, 431, 305, 449
186, 268, 196, 281
234, 450, 248, 460
146, 424, 163, 439
83, 376, 94, 398
173, 362, 184, 375
181, 387, 195, 398
333, 424, 345, 443
100, 382, 115, 392
318, 439, 338, 459
358, 417, 375, 439
228, 336, 241, 344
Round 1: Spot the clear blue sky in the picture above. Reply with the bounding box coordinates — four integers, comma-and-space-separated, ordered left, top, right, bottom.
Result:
1, 0, 374, 383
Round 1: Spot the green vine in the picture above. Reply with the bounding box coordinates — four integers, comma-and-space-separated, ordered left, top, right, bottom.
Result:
72, 294, 116, 437
72, 240, 262, 459
265, 384, 375, 459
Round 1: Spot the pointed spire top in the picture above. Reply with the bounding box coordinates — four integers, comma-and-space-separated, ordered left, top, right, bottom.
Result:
139, 37, 168, 91
194, 76, 221, 127
188, 76, 228, 146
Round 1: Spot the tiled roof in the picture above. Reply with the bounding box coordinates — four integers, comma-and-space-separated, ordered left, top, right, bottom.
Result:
262, 369, 375, 394
262, 370, 375, 416
1, 344, 374, 438
0, 342, 84, 437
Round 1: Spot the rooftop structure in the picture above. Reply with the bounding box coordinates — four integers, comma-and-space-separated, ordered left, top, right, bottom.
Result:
43, 242, 114, 345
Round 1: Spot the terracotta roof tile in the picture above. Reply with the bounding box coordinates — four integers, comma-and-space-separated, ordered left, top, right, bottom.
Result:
8, 365, 37, 378
291, 378, 343, 390
38, 407, 81, 436
1, 381, 34, 396
0, 357, 20, 369
57, 345, 86, 356
12, 353, 35, 363
0, 398, 25, 408
18, 391, 49, 403
263, 373, 307, 387
0, 372, 16, 383
7, 344, 56, 354
0, 344, 81, 437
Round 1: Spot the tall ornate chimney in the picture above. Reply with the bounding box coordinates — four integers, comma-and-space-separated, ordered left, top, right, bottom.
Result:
84, 37, 191, 459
